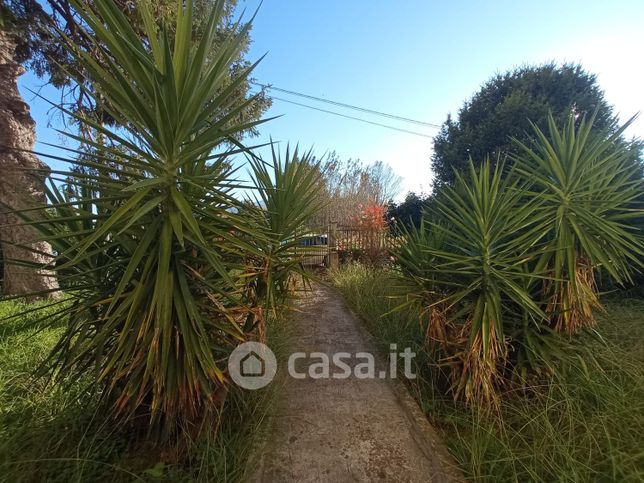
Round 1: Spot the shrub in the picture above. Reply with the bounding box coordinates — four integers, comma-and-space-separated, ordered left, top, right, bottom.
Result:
395, 113, 644, 403
512, 113, 643, 334
398, 159, 547, 402
3, 0, 322, 438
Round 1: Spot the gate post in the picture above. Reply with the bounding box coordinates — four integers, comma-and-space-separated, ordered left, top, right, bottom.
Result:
326, 220, 339, 269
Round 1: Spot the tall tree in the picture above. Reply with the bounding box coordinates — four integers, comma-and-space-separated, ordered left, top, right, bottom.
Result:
387, 191, 432, 231
0, 16, 58, 298
310, 153, 402, 226
430, 63, 640, 188
0, 0, 270, 297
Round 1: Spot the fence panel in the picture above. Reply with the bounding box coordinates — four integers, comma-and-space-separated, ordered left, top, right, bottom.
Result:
334, 225, 393, 264
296, 224, 396, 267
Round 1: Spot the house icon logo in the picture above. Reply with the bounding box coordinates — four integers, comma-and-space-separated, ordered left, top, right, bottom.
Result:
228, 341, 277, 390
240, 351, 265, 377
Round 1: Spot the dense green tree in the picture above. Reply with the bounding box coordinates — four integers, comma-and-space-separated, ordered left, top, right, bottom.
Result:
387, 192, 432, 231
431, 63, 640, 188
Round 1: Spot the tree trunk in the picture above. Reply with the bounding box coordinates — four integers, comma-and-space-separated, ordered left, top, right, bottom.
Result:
0, 28, 59, 299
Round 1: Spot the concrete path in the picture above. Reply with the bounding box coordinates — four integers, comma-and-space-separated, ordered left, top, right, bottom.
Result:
250, 283, 462, 483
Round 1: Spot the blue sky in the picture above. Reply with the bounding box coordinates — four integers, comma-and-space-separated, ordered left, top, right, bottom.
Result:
19, 0, 644, 199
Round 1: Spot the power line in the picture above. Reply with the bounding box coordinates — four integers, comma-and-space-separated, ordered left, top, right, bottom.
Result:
253, 82, 441, 129
269, 96, 434, 139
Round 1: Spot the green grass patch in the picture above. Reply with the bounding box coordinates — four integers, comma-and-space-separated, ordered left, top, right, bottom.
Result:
0, 299, 285, 482
331, 263, 644, 482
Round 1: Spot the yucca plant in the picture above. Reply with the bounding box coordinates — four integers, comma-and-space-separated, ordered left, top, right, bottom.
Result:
245, 144, 326, 320
2, 0, 284, 436
396, 114, 644, 404
512, 113, 644, 335
397, 160, 548, 402
395, 216, 448, 335
394, 217, 455, 385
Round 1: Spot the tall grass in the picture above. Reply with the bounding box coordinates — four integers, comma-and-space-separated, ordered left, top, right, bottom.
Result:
0, 299, 286, 482
331, 263, 644, 482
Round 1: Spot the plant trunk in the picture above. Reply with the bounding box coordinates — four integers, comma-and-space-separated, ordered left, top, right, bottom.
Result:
0, 28, 59, 299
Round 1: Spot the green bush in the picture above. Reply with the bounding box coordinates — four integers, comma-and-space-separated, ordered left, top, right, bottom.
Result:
394, 113, 643, 403
512, 113, 643, 335
3, 0, 323, 438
